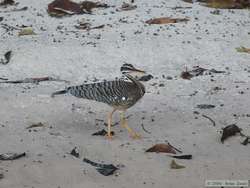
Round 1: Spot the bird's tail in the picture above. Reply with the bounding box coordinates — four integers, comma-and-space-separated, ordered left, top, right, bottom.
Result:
51, 89, 68, 98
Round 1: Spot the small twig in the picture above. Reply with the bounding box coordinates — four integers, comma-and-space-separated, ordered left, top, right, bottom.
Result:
202, 114, 216, 126
0, 6, 28, 13
0, 77, 8, 80
140, 123, 151, 134
166, 6, 192, 9
1, 23, 21, 31
0, 77, 69, 84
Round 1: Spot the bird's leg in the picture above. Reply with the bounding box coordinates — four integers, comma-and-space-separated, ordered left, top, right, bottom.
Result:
120, 111, 141, 139
106, 108, 116, 139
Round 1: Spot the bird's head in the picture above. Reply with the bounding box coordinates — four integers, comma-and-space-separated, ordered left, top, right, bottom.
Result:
120, 63, 153, 81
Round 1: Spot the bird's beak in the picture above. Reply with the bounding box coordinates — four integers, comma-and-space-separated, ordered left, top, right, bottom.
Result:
132, 68, 146, 74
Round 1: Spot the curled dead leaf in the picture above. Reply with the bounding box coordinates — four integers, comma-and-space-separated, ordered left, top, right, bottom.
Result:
146, 17, 189, 25
145, 143, 181, 154
48, 0, 109, 17
221, 124, 241, 143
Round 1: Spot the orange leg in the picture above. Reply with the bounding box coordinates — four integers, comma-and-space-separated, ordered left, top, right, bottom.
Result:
106, 108, 116, 139
120, 111, 141, 139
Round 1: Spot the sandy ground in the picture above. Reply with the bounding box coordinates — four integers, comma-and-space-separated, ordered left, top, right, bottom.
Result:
0, 0, 250, 187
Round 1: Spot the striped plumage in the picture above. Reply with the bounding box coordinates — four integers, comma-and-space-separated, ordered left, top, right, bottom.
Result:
52, 67, 145, 110
66, 75, 145, 109
52, 63, 149, 139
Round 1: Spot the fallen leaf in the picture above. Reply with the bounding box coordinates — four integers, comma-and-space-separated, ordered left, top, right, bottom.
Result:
181, 66, 226, 80
83, 158, 118, 176
0, 77, 68, 84
18, 27, 36, 36
70, 147, 80, 158
221, 124, 242, 143
146, 17, 189, 25
236, 46, 250, 54
0, 0, 15, 6
183, 0, 250, 9
138, 74, 154, 81
196, 104, 216, 109
241, 137, 249, 146
26, 122, 45, 129
0, 152, 26, 160
48, 0, 109, 17
118, 2, 137, 11
0, 17, 3, 22
92, 129, 114, 136
0, 50, 12, 65
170, 160, 185, 169
146, 143, 180, 154
0, 173, 3, 180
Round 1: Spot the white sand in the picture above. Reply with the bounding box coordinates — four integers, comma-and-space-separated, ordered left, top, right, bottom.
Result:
0, 0, 250, 187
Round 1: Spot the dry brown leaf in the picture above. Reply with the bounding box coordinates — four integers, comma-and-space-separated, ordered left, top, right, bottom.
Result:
236, 46, 250, 54
48, 0, 109, 17
26, 122, 45, 129
146, 17, 189, 25
145, 143, 178, 154
183, 0, 250, 9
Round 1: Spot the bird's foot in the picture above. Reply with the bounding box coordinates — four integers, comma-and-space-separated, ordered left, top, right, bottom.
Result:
105, 134, 113, 140
130, 132, 141, 139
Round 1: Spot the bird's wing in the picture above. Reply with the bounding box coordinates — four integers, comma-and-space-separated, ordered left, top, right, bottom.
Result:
67, 80, 135, 104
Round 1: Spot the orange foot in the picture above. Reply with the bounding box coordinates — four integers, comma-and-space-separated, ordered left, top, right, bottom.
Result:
105, 134, 113, 140
130, 133, 142, 139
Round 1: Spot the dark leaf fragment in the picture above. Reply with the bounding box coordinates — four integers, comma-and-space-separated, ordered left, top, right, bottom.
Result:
138, 74, 153, 81
181, 71, 193, 80
241, 137, 249, 146
0, 50, 12, 65
181, 66, 226, 80
83, 158, 118, 176
221, 124, 242, 143
118, 2, 137, 11
92, 129, 114, 136
196, 104, 215, 109
146, 143, 180, 154
171, 155, 192, 160
0, 0, 15, 6
0, 152, 26, 160
70, 147, 80, 158
0, 17, 3, 22
0, 77, 68, 84
26, 122, 45, 129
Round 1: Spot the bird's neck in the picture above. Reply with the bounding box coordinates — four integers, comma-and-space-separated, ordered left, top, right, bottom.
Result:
123, 73, 145, 95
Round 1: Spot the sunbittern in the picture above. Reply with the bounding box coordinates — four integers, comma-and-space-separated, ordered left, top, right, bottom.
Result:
52, 64, 151, 139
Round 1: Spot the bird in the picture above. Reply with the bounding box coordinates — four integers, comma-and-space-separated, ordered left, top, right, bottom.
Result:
52, 63, 150, 139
